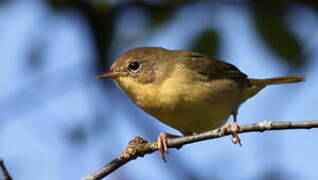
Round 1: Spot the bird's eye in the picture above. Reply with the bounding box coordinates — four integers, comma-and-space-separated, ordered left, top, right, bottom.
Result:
128, 61, 141, 73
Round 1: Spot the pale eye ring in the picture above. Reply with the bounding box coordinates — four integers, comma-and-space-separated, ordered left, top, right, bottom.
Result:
128, 61, 141, 73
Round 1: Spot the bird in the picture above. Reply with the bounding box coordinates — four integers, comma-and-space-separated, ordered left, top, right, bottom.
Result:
97, 47, 304, 161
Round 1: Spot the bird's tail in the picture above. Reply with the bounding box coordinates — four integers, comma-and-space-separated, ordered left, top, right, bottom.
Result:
242, 76, 304, 102
248, 76, 304, 86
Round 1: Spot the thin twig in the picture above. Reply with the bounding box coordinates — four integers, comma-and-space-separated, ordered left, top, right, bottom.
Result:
0, 158, 12, 180
83, 120, 318, 180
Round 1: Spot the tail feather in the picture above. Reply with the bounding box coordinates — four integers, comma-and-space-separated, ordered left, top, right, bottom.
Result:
249, 76, 304, 86
242, 76, 304, 102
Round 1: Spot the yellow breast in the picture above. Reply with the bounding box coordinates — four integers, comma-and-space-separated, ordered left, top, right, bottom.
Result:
116, 67, 243, 135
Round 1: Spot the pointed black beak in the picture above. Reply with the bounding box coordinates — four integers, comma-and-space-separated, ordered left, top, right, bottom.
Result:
96, 72, 125, 79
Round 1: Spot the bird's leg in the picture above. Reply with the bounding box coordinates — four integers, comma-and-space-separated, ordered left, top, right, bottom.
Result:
157, 133, 168, 162
230, 112, 241, 145
219, 112, 241, 146
157, 132, 180, 162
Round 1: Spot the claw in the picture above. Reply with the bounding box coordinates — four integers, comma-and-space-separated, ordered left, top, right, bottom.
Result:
220, 122, 241, 146
219, 123, 230, 136
230, 121, 241, 146
157, 132, 168, 162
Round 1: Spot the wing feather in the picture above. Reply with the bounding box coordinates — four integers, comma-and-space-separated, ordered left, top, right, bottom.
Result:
185, 52, 248, 81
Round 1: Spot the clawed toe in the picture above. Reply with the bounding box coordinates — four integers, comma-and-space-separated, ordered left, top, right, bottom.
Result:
230, 121, 241, 145
157, 132, 168, 162
220, 122, 241, 146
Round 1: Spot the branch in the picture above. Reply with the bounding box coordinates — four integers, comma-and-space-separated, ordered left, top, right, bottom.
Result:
0, 158, 12, 180
83, 120, 318, 180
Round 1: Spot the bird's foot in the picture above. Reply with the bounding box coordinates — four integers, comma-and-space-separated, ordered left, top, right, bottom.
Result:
157, 132, 181, 162
157, 132, 168, 162
220, 122, 241, 146
230, 121, 241, 145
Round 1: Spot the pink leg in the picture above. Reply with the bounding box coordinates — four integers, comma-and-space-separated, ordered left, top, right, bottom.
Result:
157, 132, 181, 162
220, 112, 241, 145
229, 121, 241, 145
157, 132, 168, 162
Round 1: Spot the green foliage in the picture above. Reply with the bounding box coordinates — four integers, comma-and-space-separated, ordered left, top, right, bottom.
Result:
191, 30, 219, 57
251, 1, 307, 69
44, 0, 313, 71
148, 8, 174, 27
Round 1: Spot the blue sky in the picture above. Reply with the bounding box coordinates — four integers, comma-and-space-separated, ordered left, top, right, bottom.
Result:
1, 1, 318, 180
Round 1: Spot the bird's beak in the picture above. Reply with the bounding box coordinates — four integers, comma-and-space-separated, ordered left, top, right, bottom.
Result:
96, 72, 125, 79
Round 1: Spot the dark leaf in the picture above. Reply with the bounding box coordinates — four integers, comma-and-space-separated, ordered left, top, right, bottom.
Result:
251, 0, 307, 69
148, 8, 173, 27
134, 0, 182, 27
133, 0, 199, 27
191, 29, 219, 57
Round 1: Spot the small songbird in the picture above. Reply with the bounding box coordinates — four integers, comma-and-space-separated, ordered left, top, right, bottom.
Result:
97, 47, 303, 160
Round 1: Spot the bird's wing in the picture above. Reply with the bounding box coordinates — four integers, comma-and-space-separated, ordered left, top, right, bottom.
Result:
184, 51, 248, 80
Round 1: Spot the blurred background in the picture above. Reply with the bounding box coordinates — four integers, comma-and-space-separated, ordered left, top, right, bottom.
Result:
0, 0, 317, 179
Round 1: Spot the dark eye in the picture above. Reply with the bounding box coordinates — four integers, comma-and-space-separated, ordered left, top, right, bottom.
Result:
128, 61, 141, 73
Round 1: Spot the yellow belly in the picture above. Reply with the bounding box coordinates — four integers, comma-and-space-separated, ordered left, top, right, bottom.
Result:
116, 68, 243, 135
142, 76, 242, 135
149, 100, 233, 135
